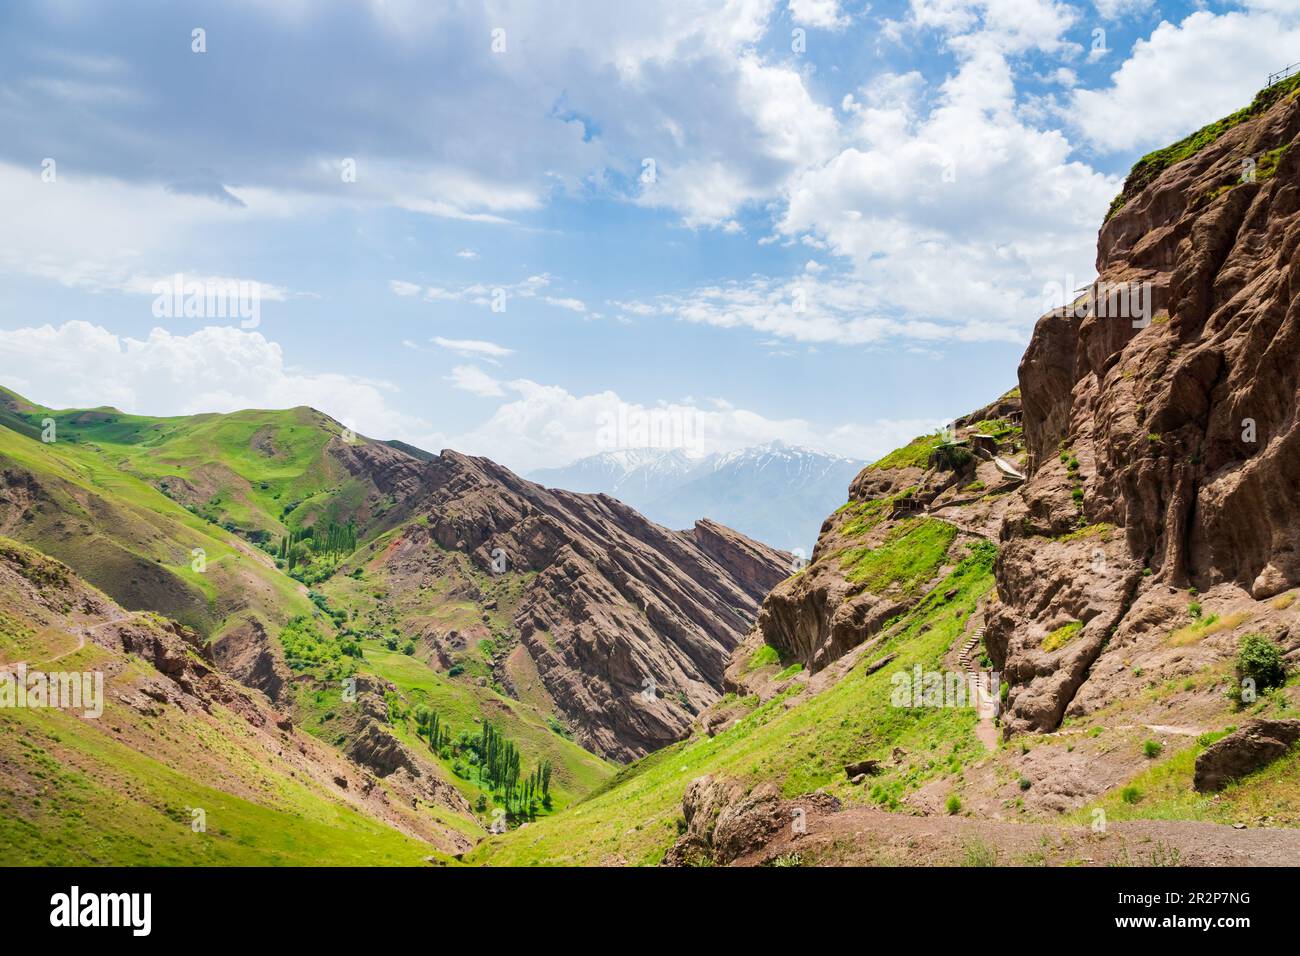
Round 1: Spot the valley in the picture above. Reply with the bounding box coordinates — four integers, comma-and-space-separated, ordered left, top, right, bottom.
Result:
3, 73, 1300, 870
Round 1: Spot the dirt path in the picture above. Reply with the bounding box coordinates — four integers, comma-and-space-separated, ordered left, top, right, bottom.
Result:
2, 610, 137, 672
737, 803, 1300, 867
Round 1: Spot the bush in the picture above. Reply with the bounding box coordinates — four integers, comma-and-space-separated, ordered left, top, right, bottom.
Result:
1233, 633, 1286, 700
1121, 785, 1141, 804
1142, 739, 1162, 759
402, 640, 417, 656
1018, 777, 1032, 791
945, 794, 962, 815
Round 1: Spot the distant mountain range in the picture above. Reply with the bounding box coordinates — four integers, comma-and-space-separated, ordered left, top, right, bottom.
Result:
530, 442, 867, 552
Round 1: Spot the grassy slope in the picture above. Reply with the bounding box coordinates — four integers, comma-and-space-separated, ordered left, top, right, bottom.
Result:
0, 422, 314, 637
0, 386, 364, 541
0, 564, 438, 866
470, 539, 995, 865
0, 392, 617, 858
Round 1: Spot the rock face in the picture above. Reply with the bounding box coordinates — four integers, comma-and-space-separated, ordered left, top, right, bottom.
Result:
686, 518, 792, 601
1194, 720, 1300, 793
371, 449, 791, 762
985, 78, 1300, 734
662, 774, 840, 866
750, 401, 1024, 676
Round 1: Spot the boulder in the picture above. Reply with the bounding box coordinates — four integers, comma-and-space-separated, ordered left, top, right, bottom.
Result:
1193, 719, 1300, 793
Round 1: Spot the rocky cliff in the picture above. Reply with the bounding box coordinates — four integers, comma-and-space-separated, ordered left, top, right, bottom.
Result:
350, 449, 792, 762
738, 77, 1300, 752
988, 74, 1300, 735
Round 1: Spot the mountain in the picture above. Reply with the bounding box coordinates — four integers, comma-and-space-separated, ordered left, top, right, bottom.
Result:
473, 76, 1300, 866
530, 441, 866, 552
0, 383, 790, 785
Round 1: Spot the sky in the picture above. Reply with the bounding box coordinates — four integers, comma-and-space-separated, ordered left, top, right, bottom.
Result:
0, 0, 1295, 473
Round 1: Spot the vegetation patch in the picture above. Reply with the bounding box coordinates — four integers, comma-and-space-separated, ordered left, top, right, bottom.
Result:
839, 519, 958, 596
1041, 620, 1083, 653
868, 434, 940, 472
1106, 72, 1300, 221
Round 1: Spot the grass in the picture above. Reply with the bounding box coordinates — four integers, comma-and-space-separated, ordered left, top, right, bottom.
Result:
1167, 611, 1250, 647
1106, 71, 1300, 221
0, 708, 439, 866
1042, 621, 1083, 653
868, 434, 940, 472
839, 519, 958, 595
746, 644, 780, 671
352, 640, 614, 812
0, 595, 446, 866
1076, 731, 1300, 828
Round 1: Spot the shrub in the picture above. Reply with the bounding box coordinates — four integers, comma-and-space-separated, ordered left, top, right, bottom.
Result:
1018, 777, 1032, 791
945, 794, 962, 815
1121, 786, 1141, 804
1143, 739, 1162, 759
1233, 632, 1286, 699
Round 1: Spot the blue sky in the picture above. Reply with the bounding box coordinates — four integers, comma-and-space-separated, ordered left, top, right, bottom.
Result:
0, 0, 1293, 472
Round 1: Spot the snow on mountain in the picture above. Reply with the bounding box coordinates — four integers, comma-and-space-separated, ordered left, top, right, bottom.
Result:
529, 443, 867, 552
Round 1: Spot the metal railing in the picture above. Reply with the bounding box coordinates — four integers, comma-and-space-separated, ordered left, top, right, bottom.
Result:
1267, 62, 1300, 88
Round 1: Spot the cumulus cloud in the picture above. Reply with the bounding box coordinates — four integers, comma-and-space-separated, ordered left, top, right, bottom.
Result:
0, 162, 307, 303
0, 321, 429, 440
619, 271, 1033, 346
446, 364, 506, 397
789, 0, 850, 30
1070, 9, 1300, 155
762, 10, 1114, 341
445, 376, 938, 471
0, 0, 836, 230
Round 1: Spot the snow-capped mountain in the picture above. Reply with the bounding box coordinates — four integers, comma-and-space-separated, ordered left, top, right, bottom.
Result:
529, 441, 867, 552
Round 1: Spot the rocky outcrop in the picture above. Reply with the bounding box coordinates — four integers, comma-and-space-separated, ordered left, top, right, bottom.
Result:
1194, 719, 1300, 793
365, 450, 789, 762
750, 403, 1023, 675
662, 774, 840, 866
988, 78, 1300, 734
210, 616, 291, 702
687, 518, 792, 601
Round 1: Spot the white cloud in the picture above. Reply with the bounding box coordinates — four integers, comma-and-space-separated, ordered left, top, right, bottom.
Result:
2, 1, 843, 234
389, 274, 552, 308
432, 337, 515, 359
789, 0, 850, 30
0, 162, 306, 303
445, 376, 937, 471
621, 270, 1034, 346
1092, 0, 1153, 20
543, 296, 588, 314
1070, 10, 1300, 155
446, 364, 506, 397
766, 33, 1114, 342
0, 321, 428, 440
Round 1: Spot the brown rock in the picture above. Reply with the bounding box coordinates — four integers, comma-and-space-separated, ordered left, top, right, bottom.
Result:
1194, 719, 1300, 792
